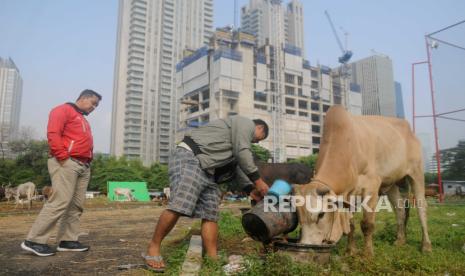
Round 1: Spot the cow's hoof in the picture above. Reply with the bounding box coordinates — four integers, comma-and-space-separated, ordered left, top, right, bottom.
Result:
421, 242, 432, 253
362, 248, 374, 258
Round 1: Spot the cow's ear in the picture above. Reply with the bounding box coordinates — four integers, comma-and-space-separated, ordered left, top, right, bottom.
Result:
328, 211, 351, 242
339, 211, 353, 235
291, 184, 301, 195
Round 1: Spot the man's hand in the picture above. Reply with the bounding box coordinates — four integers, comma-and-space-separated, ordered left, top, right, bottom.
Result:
58, 158, 69, 166
254, 178, 269, 196
250, 189, 262, 202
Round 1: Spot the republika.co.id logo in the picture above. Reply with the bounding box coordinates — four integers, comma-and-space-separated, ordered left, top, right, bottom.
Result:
263, 195, 426, 213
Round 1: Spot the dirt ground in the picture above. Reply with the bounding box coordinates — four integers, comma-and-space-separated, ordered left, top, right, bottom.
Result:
0, 200, 200, 275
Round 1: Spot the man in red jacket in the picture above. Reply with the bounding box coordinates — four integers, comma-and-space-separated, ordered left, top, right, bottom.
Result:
21, 89, 101, 257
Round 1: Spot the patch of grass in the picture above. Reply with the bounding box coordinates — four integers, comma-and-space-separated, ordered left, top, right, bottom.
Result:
239, 253, 324, 276
200, 256, 227, 275
219, 211, 246, 238
163, 240, 190, 275
211, 204, 465, 275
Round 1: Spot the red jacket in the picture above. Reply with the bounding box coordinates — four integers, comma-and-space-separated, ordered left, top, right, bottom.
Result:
47, 103, 94, 163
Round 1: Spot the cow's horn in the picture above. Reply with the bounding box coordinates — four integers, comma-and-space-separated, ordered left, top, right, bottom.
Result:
316, 187, 330, 196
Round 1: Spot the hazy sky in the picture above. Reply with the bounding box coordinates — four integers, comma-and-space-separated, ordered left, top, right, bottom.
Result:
0, 0, 464, 153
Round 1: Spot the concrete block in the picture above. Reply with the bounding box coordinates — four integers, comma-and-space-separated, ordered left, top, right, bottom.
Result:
180, 235, 203, 276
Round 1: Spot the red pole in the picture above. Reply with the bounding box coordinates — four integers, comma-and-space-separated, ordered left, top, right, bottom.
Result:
425, 36, 443, 202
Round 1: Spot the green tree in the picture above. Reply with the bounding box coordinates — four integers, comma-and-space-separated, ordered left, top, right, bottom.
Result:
89, 154, 170, 193
424, 172, 438, 184
90, 155, 144, 193
288, 154, 318, 172
442, 140, 465, 180
0, 159, 16, 185
7, 139, 50, 187
251, 144, 271, 162
144, 163, 169, 190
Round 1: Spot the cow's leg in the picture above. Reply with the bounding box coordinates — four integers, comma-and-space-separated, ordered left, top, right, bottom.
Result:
386, 184, 407, 246
358, 174, 382, 257
361, 192, 378, 257
345, 217, 357, 256
14, 196, 19, 209
28, 191, 33, 210
409, 172, 432, 253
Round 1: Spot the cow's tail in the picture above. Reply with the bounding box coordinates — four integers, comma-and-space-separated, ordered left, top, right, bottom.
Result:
403, 197, 410, 229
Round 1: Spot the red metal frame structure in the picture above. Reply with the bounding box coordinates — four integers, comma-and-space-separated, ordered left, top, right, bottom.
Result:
424, 36, 444, 202
411, 59, 443, 202
413, 19, 465, 202
411, 61, 427, 133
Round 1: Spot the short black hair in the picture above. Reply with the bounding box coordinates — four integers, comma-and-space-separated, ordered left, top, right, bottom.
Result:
77, 89, 102, 101
253, 119, 269, 139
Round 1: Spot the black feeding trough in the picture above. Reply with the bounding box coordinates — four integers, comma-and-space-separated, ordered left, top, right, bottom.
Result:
273, 238, 335, 264
241, 200, 298, 244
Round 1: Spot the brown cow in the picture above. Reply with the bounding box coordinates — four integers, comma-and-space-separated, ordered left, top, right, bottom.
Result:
238, 159, 313, 193
257, 162, 313, 186
41, 186, 53, 201
294, 106, 431, 257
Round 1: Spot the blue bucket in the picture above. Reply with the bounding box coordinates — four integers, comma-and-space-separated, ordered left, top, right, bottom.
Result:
267, 179, 292, 199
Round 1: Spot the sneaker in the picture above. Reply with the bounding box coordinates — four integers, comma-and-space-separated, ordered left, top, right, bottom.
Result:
57, 241, 90, 252
21, 240, 56, 257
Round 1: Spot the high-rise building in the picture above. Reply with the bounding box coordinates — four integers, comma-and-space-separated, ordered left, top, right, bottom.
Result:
111, 0, 213, 165
349, 55, 396, 117
395, 81, 405, 118
240, 0, 312, 161
241, 0, 304, 53
285, 0, 305, 56
417, 132, 434, 173
0, 57, 23, 144
175, 28, 361, 161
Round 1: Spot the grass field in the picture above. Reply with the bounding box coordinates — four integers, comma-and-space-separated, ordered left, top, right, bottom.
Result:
1, 198, 463, 275
165, 202, 465, 275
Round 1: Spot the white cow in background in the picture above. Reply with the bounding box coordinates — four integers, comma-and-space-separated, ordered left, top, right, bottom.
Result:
4, 185, 16, 203
114, 188, 135, 201
15, 182, 36, 209
163, 187, 171, 200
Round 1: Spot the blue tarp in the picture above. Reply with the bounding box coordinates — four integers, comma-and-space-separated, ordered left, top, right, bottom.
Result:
350, 83, 361, 93
284, 43, 302, 56
303, 60, 311, 69
213, 48, 242, 62
320, 66, 331, 74
256, 53, 266, 64
176, 46, 209, 72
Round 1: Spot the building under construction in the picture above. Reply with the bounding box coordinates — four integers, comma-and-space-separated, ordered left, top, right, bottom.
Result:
175, 27, 362, 161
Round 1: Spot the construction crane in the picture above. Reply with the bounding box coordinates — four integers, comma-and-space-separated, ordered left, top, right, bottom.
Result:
234, 0, 238, 28
324, 10, 353, 110
324, 10, 352, 64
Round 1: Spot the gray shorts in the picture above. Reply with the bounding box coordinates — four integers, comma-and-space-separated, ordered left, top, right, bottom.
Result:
167, 147, 221, 222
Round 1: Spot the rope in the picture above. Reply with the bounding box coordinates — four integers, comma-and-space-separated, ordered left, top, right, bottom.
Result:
309, 178, 337, 244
